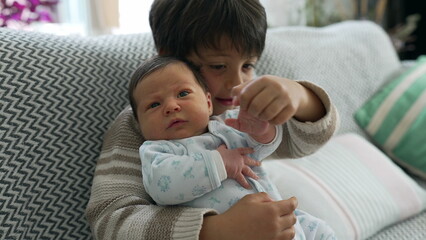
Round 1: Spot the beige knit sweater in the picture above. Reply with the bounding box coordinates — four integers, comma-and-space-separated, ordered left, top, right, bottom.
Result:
86, 81, 339, 240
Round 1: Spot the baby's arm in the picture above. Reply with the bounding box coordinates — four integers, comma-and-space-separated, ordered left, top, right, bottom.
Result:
140, 141, 225, 205
222, 109, 282, 161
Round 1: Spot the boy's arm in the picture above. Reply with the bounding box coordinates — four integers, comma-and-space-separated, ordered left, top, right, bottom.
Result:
231, 77, 339, 158
275, 81, 339, 158
141, 141, 226, 205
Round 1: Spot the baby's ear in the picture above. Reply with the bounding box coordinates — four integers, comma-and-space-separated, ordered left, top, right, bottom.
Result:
206, 92, 213, 115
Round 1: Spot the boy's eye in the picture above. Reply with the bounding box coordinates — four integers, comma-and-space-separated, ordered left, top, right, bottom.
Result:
243, 63, 255, 69
178, 90, 189, 98
149, 102, 160, 109
209, 65, 226, 70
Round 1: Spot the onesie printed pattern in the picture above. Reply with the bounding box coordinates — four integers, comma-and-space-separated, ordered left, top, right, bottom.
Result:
140, 109, 336, 240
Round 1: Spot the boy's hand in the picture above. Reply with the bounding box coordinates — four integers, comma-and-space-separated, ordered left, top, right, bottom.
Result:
217, 144, 260, 189
232, 75, 325, 125
201, 193, 298, 240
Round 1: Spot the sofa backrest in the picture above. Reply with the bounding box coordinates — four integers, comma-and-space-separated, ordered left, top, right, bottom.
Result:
0, 29, 156, 239
0, 21, 401, 239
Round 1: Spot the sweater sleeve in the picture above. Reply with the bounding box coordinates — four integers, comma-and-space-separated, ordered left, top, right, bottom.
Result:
274, 81, 340, 158
85, 106, 217, 240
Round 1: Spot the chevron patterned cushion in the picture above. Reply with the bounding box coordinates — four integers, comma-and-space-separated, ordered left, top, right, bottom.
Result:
0, 29, 156, 239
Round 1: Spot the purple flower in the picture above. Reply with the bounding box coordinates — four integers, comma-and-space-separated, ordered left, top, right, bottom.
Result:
0, 0, 58, 28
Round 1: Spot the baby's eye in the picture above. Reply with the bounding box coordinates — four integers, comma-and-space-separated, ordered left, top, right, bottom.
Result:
178, 90, 189, 98
149, 102, 160, 109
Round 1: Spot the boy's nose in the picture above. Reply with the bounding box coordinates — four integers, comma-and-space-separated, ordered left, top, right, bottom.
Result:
225, 71, 244, 89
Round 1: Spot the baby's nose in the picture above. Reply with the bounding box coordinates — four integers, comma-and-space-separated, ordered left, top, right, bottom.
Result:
164, 101, 181, 115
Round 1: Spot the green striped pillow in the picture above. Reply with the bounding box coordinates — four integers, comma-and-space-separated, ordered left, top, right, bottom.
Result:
355, 56, 426, 179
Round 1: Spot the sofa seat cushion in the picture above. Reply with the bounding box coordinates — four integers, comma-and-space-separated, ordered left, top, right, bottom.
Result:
264, 133, 426, 239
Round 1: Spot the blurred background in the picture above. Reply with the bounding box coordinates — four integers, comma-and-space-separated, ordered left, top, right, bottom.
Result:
0, 0, 425, 60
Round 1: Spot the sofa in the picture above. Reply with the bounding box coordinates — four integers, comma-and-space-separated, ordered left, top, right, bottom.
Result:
1, 20, 425, 239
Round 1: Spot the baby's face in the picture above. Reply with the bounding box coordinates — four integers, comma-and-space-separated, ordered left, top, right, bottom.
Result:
134, 62, 212, 140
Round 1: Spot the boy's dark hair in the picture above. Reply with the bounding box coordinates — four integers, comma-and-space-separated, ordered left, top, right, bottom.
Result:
149, 0, 267, 58
129, 56, 208, 121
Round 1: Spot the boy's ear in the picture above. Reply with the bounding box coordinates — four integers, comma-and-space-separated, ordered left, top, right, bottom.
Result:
206, 92, 213, 115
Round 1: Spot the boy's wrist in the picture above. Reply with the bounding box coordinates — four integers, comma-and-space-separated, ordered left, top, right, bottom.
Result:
294, 81, 326, 122
200, 214, 224, 240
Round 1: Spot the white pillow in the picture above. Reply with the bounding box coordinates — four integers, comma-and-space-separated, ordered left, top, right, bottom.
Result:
264, 133, 426, 240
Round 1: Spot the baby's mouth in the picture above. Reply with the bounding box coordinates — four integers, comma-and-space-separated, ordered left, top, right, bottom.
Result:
167, 119, 187, 129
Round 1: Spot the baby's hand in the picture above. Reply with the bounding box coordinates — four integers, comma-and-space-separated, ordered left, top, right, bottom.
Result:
225, 108, 270, 137
217, 144, 260, 189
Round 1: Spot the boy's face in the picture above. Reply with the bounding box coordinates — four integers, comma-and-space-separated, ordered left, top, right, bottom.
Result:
187, 37, 258, 115
133, 62, 213, 140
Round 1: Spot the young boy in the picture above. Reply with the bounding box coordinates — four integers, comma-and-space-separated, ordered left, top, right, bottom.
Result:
87, 1, 339, 239
129, 56, 336, 239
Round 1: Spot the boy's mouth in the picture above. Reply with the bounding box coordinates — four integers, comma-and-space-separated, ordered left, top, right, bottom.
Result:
167, 119, 187, 129
216, 97, 233, 106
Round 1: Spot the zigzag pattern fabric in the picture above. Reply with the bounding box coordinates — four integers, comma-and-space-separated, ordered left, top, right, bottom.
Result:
0, 29, 156, 239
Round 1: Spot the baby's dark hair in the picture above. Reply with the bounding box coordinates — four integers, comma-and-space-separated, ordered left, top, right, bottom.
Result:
149, 0, 267, 58
128, 56, 208, 121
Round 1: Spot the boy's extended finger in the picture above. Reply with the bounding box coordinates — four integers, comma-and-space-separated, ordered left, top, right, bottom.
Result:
232, 96, 240, 106
231, 81, 249, 99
